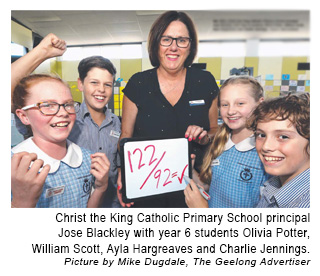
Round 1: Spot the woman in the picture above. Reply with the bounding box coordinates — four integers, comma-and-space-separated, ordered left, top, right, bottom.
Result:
118, 11, 220, 207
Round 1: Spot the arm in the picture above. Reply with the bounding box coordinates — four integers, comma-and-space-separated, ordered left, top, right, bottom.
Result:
116, 95, 138, 207
192, 168, 210, 191
116, 168, 134, 207
184, 179, 209, 208
11, 33, 66, 110
208, 97, 219, 137
87, 153, 110, 208
11, 152, 50, 208
117, 95, 138, 150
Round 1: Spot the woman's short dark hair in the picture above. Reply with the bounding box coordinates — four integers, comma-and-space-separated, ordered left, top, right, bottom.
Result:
148, 11, 198, 68
78, 56, 117, 82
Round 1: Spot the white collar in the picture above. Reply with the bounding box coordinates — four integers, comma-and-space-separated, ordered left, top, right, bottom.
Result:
12, 137, 83, 173
224, 134, 256, 152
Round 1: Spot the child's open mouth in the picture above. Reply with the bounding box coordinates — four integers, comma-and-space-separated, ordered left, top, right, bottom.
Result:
94, 95, 105, 101
228, 116, 240, 122
51, 122, 70, 128
263, 155, 285, 163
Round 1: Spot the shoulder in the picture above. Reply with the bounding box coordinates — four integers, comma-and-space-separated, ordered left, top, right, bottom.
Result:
11, 137, 34, 154
123, 68, 156, 100
74, 102, 90, 123
187, 67, 215, 80
106, 109, 121, 126
262, 176, 282, 193
186, 67, 219, 97
80, 145, 93, 155
127, 68, 156, 82
79, 146, 93, 164
68, 140, 93, 157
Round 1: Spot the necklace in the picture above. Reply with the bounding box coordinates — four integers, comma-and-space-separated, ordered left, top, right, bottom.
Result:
158, 68, 186, 95
160, 80, 181, 95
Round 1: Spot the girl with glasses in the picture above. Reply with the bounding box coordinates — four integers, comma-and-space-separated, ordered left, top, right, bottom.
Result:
11, 74, 110, 208
11, 34, 122, 208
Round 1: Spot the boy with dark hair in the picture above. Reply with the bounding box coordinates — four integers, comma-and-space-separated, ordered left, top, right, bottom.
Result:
69, 55, 121, 207
78, 55, 117, 82
247, 93, 310, 208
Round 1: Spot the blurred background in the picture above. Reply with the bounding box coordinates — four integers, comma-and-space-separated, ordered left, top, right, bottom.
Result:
11, 10, 310, 145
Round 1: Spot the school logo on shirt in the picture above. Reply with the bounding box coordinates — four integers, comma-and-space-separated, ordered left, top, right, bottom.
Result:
240, 168, 253, 181
83, 178, 92, 194
77, 174, 94, 197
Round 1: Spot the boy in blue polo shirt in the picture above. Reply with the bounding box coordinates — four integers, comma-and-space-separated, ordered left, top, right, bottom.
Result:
69, 56, 121, 207
248, 93, 310, 208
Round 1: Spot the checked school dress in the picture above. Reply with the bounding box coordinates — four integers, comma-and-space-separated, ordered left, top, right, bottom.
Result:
11, 137, 94, 208
208, 135, 269, 208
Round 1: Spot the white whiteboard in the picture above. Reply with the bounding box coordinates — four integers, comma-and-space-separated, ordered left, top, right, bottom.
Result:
121, 138, 190, 200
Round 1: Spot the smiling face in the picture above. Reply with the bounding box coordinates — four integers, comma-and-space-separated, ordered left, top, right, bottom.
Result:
16, 79, 76, 147
78, 67, 113, 114
158, 20, 190, 73
219, 84, 261, 135
255, 119, 310, 185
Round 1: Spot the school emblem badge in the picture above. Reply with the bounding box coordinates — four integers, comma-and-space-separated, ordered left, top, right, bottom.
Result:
82, 178, 93, 195
240, 168, 253, 181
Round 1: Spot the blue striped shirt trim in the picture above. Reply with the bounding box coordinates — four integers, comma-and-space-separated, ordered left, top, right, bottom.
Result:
256, 168, 310, 208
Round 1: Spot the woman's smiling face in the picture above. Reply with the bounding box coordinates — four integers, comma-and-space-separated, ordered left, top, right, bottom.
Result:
158, 20, 190, 73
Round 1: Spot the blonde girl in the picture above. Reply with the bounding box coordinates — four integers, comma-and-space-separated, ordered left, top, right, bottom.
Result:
185, 76, 269, 208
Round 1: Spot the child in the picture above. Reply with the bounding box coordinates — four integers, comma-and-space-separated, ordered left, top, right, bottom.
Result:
11, 74, 110, 208
68, 56, 121, 208
184, 76, 269, 208
248, 93, 310, 208
11, 34, 121, 208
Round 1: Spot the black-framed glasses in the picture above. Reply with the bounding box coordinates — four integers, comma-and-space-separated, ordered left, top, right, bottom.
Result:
21, 101, 80, 115
160, 36, 191, 48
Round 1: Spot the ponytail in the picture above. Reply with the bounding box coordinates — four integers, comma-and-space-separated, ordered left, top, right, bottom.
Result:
199, 123, 231, 183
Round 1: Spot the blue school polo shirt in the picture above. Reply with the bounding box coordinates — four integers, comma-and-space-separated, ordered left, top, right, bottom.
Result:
208, 135, 269, 208
68, 102, 121, 208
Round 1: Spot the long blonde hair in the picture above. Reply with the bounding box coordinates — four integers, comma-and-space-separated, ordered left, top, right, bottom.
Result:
199, 75, 264, 184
